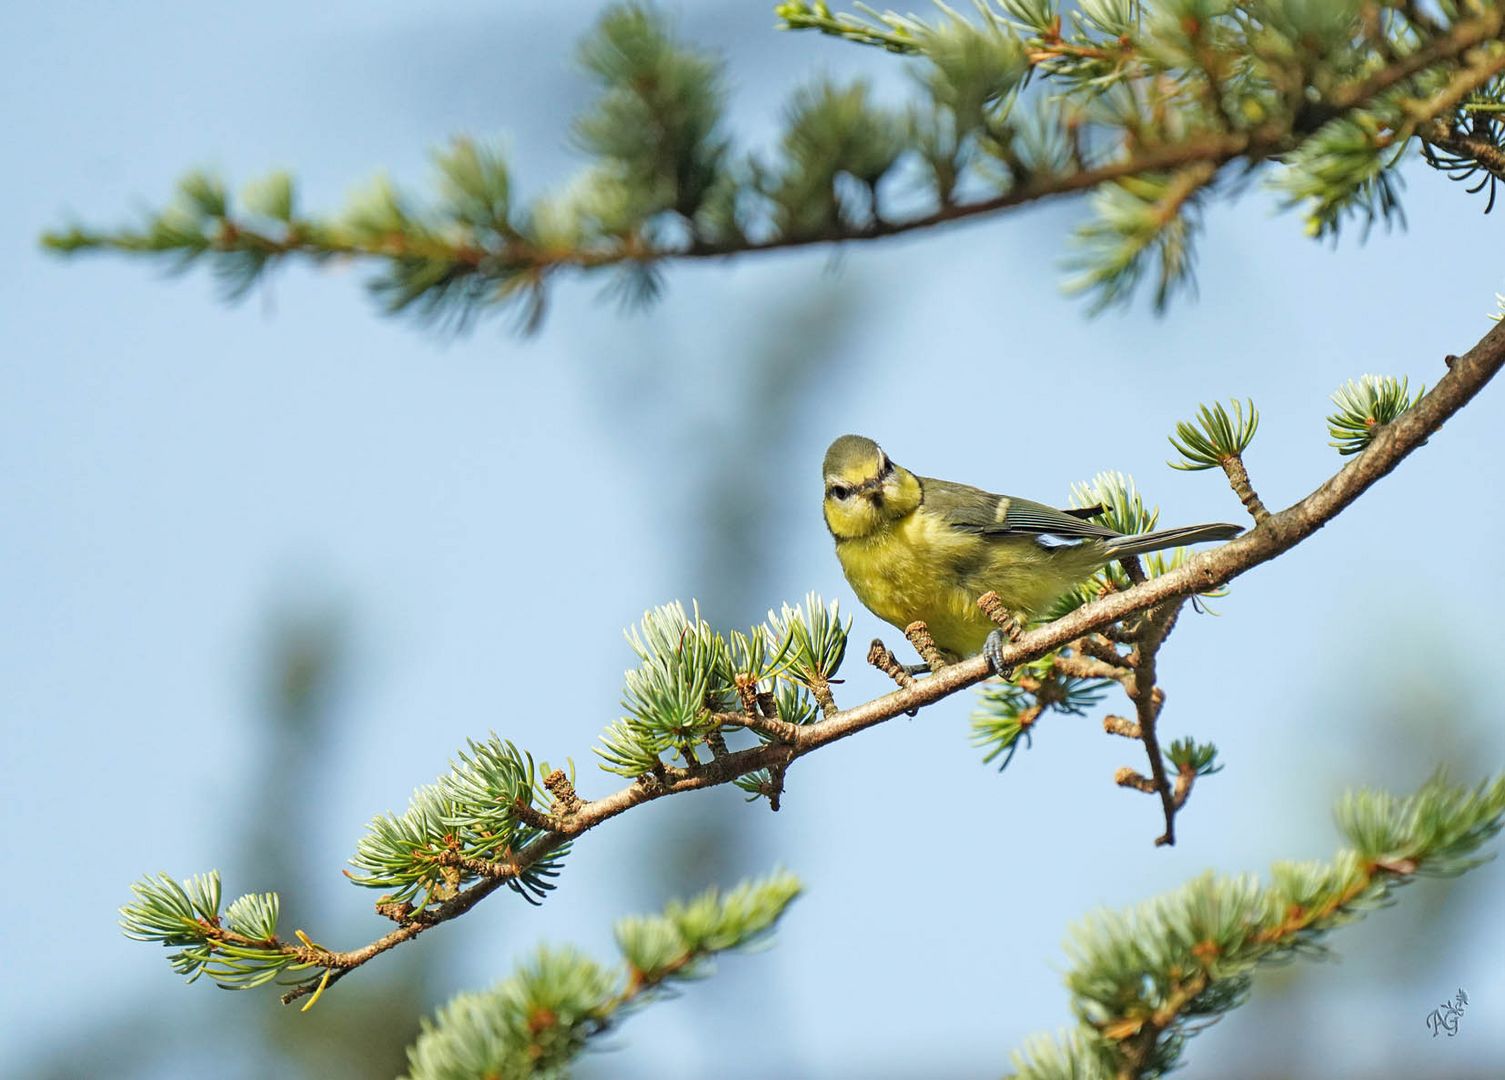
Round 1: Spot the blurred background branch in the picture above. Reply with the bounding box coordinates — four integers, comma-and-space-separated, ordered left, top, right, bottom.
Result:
41, 2, 1505, 330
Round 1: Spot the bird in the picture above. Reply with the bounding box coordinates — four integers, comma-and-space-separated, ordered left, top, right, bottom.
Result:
821, 434, 1241, 674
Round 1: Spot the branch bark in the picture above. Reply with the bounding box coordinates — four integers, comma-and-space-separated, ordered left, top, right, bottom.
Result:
1422, 123, 1505, 184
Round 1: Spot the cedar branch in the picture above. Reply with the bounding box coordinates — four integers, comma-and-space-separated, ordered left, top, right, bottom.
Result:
268, 315, 1505, 1003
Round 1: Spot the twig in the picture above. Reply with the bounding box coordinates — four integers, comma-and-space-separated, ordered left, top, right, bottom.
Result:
1115, 768, 1159, 794
868, 637, 918, 717
977, 591, 1026, 642
1053, 653, 1133, 685
1171, 760, 1197, 811
1321, 10, 1503, 120
1077, 634, 1132, 669
867, 638, 917, 690
1220, 454, 1271, 522
713, 710, 804, 744
807, 675, 839, 718
1125, 602, 1185, 846
1399, 38, 1505, 131
765, 761, 790, 812
510, 800, 561, 833
543, 769, 583, 818
904, 621, 949, 673
1422, 123, 1505, 184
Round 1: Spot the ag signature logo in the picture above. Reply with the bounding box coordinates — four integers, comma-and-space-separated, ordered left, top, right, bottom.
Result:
1424, 989, 1469, 1038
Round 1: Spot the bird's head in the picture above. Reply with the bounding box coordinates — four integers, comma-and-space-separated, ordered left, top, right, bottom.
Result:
821, 435, 922, 539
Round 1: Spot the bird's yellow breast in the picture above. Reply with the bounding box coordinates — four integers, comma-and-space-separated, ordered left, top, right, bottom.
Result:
833, 510, 997, 658
834, 508, 1107, 658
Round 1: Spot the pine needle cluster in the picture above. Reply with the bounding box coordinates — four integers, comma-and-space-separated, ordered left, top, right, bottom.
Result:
1327, 374, 1426, 454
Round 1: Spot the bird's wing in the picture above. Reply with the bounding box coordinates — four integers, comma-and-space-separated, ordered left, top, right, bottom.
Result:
921, 478, 1121, 540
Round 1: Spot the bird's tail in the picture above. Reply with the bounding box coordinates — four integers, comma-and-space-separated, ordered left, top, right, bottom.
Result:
1101, 522, 1242, 559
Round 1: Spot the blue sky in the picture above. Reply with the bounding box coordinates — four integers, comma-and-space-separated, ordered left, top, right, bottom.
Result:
4, 3, 1505, 1077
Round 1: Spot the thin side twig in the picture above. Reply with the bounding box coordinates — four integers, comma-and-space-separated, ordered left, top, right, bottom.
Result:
904, 621, 949, 673
1221, 454, 1271, 522
1124, 601, 1186, 846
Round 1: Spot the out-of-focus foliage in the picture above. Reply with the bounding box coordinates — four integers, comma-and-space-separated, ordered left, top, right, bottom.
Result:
1007, 771, 1505, 1079
402, 871, 801, 1080
43, 2, 1505, 329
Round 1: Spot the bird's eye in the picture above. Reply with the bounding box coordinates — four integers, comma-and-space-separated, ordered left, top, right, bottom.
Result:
827, 484, 852, 500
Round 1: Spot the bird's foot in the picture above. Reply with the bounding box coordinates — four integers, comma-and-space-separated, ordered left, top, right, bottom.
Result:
983, 629, 1014, 680
901, 662, 931, 677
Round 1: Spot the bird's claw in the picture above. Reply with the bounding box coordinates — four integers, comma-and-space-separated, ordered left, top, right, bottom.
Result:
983, 629, 1014, 679
901, 662, 931, 677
